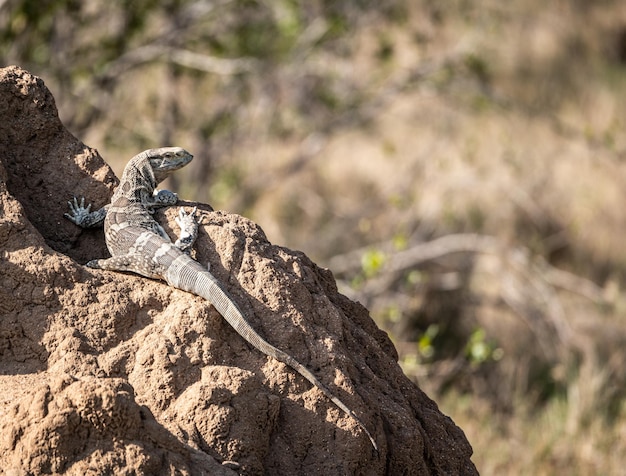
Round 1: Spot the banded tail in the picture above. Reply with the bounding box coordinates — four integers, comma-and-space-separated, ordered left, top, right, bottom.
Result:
164, 253, 378, 451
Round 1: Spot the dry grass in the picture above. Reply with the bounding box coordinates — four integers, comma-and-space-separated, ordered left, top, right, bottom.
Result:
245, 3, 626, 473
439, 389, 626, 475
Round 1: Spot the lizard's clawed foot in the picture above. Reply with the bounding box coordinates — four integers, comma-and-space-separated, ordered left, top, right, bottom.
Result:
64, 197, 92, 226
64, 196, 107, 228
174, 207, 200, 253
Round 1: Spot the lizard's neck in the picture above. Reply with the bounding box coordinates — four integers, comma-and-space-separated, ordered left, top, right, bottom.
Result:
112, 159, 157, 205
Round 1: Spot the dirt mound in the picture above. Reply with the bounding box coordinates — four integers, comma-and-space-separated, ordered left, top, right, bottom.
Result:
0, 66, 477, 475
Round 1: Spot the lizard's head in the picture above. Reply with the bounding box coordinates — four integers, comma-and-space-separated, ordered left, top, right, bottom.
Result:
145, 147, 194, 183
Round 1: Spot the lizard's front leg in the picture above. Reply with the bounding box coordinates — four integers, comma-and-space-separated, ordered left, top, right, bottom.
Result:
64, 196, 108, 228
152, 189, 179, 207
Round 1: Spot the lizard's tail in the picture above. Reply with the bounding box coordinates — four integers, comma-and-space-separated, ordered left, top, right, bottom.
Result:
165, 254, 378, 451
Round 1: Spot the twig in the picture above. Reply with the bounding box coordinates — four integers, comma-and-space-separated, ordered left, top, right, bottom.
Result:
167, 48, 258, 75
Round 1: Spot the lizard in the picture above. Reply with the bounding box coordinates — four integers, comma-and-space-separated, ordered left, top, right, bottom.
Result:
64, 147, 378, 451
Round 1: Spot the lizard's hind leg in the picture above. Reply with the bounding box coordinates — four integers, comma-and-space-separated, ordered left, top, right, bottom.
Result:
86, 255, 161, 280
174, 207, 200, 253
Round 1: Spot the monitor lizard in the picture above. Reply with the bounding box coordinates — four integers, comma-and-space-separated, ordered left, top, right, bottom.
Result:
64, 147, 378, 451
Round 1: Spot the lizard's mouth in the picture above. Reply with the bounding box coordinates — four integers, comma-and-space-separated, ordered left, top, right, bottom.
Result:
159, 155, 193, 170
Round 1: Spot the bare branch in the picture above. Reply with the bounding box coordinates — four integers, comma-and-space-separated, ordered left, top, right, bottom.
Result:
386, 233, 502, 274
542, 264, 605, 303
328, 233, 501, 275
102, 44, 257, 78
167, 48, 258, 75
328, 232, 611, 354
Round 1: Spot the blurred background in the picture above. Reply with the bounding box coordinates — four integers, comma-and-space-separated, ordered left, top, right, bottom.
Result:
3, 0, 626, 473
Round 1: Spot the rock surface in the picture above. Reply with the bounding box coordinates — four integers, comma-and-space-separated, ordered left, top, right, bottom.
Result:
0, 66, 477, 475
